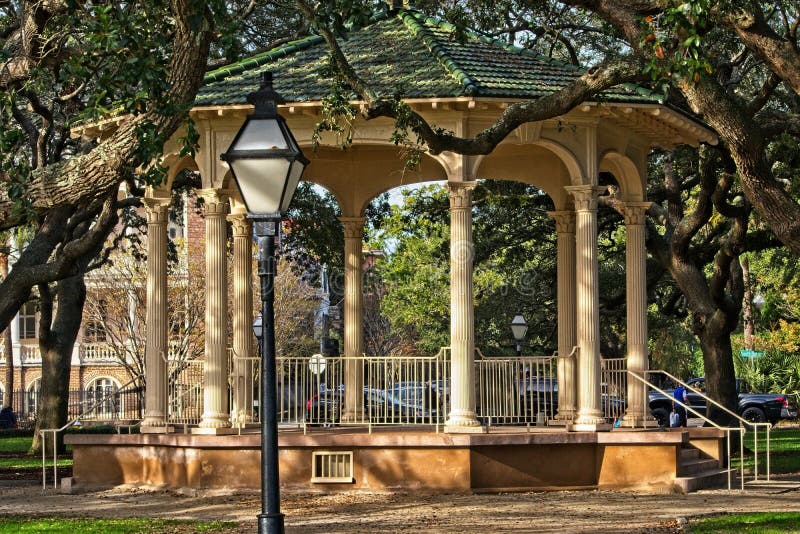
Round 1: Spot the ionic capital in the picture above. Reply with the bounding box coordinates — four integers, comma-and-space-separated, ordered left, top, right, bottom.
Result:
198, 188, 229, 216
564, 185, 607, 212
446, 181, 478, 210
143, 198, 170, 225
624, 202, 653, 226
340, 217, 366, 239
227, 213, 253, 238
547, 211, 576, 234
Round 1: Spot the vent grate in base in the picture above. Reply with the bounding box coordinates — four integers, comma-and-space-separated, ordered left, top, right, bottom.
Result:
311, 451, 354, 483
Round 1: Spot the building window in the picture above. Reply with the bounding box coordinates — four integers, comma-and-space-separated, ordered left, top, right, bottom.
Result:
84, 300, 107, 342
86, 377, 120, 419
26, 378, 41, 416
19, 302, 37, 340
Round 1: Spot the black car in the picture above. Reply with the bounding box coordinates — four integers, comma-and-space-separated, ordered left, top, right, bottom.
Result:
648, 377, 795, 426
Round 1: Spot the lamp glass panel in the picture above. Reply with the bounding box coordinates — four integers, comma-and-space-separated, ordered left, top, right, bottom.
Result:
230, 158, 291, 215
279, 159, 306, 212
510, 315, 528, 341
233, 119, 288, 151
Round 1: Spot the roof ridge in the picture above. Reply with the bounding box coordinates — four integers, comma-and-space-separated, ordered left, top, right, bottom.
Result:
402, 10, 662, 103
202, 10, 394, 85
399, 10, 480, 96
203, 34, 325, 84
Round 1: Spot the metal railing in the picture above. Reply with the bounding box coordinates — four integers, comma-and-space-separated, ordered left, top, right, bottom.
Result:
601, 358, 627, 422
166, 358, 204, 426
476, 350, 557, 426
40, 376, 142, 490
631, 370, 756, 490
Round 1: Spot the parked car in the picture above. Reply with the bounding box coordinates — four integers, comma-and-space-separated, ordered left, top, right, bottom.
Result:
306, 382, 440, 425
648, 377, 796, 426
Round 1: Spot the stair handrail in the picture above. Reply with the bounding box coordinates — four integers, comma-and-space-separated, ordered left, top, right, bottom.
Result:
627, 370, 744, 490
643, 369, 771, 482
39, 374, 142, 490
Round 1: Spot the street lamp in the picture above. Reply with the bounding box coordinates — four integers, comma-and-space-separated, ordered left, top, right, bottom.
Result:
221, 71, 309, 534
510, 314, 528, 357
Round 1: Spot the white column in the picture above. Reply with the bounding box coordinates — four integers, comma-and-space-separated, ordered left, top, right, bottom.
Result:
198, 189, 231, 430
548, 211, 577, 423
445, 181, 481, 431
621, 202, 653, 427
565, 185, 609, 431
141, 198, 170, 429
341, 217, 365, 422
229, 212, 254, 426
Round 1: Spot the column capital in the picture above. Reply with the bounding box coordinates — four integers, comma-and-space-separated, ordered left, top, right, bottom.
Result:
143, 197, 170, 224
446, 181, 478, 209
624, 202, 653, 226
227, 213, 253, 238
339, 217, 366, 239
547, 211, 576, 234
564, 185, 607, 211
198, 188, 229, 215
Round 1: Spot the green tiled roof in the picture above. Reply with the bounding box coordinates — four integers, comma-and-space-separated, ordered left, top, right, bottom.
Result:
196, 10, 662, 107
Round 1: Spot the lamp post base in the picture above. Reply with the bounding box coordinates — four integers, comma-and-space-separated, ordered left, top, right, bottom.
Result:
258, 513, 285, 534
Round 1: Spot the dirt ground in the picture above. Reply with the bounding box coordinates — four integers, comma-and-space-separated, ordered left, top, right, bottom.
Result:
1, 475, 799, 533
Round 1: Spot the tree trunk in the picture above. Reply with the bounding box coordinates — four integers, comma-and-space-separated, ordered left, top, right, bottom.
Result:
31, 275, 86, 454
696, 310, 739, 427
742, 257, 754, 350
0, 247, 12, 408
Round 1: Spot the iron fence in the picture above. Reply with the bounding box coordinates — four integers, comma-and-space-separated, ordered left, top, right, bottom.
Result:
2, 386, 144, 427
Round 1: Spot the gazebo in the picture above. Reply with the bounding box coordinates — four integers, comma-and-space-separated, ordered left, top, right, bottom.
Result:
67, 6, 724, 493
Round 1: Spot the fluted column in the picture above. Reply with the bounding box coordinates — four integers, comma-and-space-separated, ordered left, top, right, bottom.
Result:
621, 202, 653, 427
445, 181, 480, 430
548, 211, 577, 423
198, 189, 231, 429
341, 217, 366, 422
141, 198, 170, 430
229, 212, 254, 427
565, 185, 609, 431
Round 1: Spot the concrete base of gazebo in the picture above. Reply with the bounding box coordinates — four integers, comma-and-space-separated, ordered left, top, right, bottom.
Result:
65, 427, 726, 493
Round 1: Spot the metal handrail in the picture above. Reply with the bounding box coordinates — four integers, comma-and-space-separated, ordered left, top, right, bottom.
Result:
627, 371, 745, 490
40, 375, 142, 490
644, 369, 771, 482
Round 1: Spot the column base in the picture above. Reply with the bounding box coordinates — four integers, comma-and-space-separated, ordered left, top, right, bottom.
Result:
341, 412, 365, 424
191, 427, 239, 436
445, 410, 482, 432
569, 411, 610, 431
567, 422, 612, 432
618, 412, 658, 429
199, 412, 232, 429
141, 415, 167, 428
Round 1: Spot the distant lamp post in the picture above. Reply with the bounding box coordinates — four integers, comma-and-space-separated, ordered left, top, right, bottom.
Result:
253, 313, 263, 347
221, 71, 309, 534
510, 314, 528, 357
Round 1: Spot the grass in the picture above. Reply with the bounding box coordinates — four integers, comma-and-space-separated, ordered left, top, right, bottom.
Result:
690, 512, 800, 533
732, 428, 800, 474
0, 518, 239, 533
0, 435, 72, 468
0, 456, 72, 468
0, 436, 31, 453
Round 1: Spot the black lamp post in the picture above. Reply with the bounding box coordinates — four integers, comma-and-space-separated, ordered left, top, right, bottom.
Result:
221, 71, 309, 534
510, 314, 528, 357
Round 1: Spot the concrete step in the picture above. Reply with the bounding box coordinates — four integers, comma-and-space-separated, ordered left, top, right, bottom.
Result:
680, 457, 721, 476
680, 447, 700, 461
675, 468, 730, 493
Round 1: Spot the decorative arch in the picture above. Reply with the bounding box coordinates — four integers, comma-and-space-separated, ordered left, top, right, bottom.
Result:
85, 376, 122, 420
301, 144, 448, 217
599, 150, 645, 202
26, 378, 41, 415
